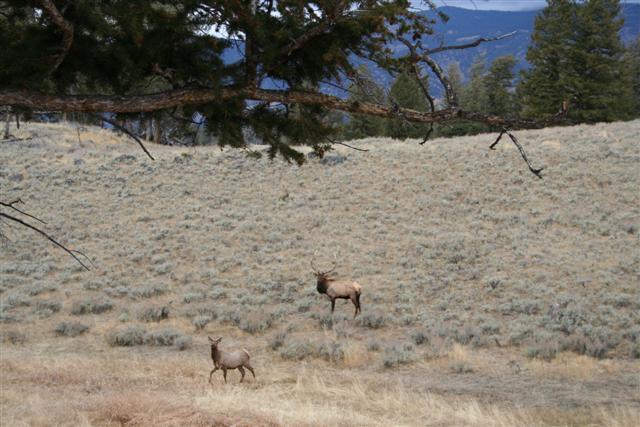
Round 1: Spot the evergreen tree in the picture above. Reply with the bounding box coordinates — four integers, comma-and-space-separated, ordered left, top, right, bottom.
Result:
343, 67, 388, 139
457, 55, 490, 134
436, 61, 470, 137
0, 0, 578, 168
520, 0, 633, 122
625, 36, 640, 116
520, 0, 577, 119
571, 0, 634, 121
485, 55, 518, 118
446, 62, 464, 109
387, 71, 430, 139
462, 55, 489, 113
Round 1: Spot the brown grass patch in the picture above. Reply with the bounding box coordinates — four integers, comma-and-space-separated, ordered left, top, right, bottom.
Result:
526, 352, 620, 380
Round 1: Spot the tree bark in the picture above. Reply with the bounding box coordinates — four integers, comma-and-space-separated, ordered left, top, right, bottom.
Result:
153, 118, 161, 144
146, 119, 153, 141
3, 107, 10, 139
0, 88, 563, 130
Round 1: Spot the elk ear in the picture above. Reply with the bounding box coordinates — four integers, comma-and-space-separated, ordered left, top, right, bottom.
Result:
208, 336, 214, 343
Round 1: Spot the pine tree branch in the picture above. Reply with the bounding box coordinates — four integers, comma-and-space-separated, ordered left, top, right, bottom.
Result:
397, 36, 458, 108
0, 87, 566, 129
284, 1, 350, 57
36, 0, 74, 73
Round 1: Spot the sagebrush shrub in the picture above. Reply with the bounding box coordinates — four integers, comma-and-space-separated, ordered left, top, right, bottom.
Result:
55, 321, 89, 337
71, 298, 113, 315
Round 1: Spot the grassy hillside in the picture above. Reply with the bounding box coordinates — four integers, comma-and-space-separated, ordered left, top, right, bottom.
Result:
1, 120, 639, 426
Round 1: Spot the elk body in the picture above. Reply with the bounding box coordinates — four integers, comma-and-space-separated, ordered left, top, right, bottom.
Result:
208, 337, 255, 384
312, 260, 362, 318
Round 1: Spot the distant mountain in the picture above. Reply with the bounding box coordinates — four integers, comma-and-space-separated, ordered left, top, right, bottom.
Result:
420, 5, 639, 81
377, 5, 640, 93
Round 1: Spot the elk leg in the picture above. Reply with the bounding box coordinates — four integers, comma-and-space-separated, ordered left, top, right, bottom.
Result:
222, 367, 228, 383
245, 365, 256, 379
350, 296, 358, 318
356, 293, 362, 316
208, 366, 219, 384
331, 298, 336, 313
238, 367, 245, 383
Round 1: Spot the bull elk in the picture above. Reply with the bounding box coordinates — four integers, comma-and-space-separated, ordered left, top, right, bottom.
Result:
208, 336, 255, 384
311, 258, 362, 318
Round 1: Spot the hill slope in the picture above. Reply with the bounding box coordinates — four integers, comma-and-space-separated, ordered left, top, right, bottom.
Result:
1, 121, 639, 426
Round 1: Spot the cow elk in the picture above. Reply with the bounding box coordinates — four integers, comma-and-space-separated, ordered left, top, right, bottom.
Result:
208, 336, 255, 384
312, 258, 362, 318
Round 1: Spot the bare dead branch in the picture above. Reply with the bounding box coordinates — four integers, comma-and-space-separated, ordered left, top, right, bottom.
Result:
425, 31, 517, 55
0, 199, 47, 224
420, 126, 434, 145
101, 117, 155, 160
0, 210, 90, 270
36, 0, 74, 73
326, 137, 369, 152
489, 128, 506, 150
420, 54, 458, 108
490, 128, 544, 179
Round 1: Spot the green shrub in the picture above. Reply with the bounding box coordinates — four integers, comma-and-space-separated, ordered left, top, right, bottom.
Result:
34, 300, 62, 317
525, 342, 558, 360
144, 328, 183, 346
107, 326, 146, 346
269, 330, 288, 350
410, 330, 429, 345
71, 298, 113, 315
136, 305, 170, 322
192, 315, 211, 330
631, 343, 640, 359
450, 361, 474, 374
383, 343, 415, 368
174, 336, 192, 351
182, 292, 205, 304
239, 314, 273, 334
1, 330, 26, 344
318, 341, 345, 362
107, 327, 190, 348
129, 284, 167, 299
55, 321, 89, 337
279, 339, 314, 360
366, 339, 381, 352
357, 312, 386, 329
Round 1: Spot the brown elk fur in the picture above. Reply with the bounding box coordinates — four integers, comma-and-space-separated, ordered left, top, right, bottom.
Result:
314, 270, 362, 318
208, 337, 255, 384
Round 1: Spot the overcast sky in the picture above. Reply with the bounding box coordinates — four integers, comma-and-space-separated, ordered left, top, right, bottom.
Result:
423, 0, 640, 11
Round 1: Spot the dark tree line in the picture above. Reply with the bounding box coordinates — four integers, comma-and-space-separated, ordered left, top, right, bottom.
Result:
341, 0, 638, 141
1, 1, 572, 166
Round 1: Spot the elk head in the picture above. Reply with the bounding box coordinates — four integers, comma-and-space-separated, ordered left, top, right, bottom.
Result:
311, 257, 336, 294
208, 336, 222, 348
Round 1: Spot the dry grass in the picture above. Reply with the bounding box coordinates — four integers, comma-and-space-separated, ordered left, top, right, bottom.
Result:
526, 352, 620, 380
1, 120, 640, 426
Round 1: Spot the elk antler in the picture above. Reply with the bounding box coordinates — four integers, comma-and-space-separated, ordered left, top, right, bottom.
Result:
324, 253, 337, 275
311, 253, 338, 275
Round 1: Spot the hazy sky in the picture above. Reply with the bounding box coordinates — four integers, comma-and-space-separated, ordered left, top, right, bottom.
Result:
423, 0, 640, 11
